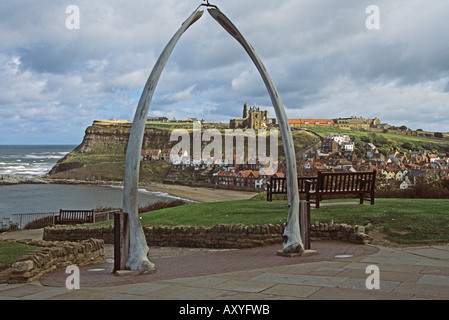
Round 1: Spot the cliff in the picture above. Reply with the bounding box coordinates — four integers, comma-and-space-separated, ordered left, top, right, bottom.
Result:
46, 120, 318, 185
46, 121, 173, 184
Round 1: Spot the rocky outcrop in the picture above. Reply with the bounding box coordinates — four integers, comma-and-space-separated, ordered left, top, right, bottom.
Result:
46, 121, 175, 182
75, 125, 129, 154
71, 121, 177, 154
47, 161, 84, 176
45, 121, 320, 184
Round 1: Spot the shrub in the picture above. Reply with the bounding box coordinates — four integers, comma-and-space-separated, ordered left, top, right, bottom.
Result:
138, 199, 187, 213
376, 176, 449, 199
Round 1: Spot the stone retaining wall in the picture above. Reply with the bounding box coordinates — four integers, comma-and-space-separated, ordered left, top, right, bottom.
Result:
43, 222, 370, 248
310, 221, 370, 243
2, 238, 105, 284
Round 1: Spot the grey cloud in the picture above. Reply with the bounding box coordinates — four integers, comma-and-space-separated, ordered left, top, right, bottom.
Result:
1, 0, 449, 144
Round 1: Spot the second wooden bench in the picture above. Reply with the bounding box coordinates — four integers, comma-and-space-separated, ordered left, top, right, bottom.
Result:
305, 170, 376, 208
55, 209, 94, 225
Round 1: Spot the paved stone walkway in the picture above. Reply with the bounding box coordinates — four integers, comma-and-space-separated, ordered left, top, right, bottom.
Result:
1, 229, 449, 302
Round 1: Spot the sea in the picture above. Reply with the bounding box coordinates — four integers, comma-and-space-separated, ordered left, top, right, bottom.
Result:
0, 145, 184, 224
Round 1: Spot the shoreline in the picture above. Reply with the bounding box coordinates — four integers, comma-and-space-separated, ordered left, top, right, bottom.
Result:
141, 183, 259, 203
0, 176, 260, 203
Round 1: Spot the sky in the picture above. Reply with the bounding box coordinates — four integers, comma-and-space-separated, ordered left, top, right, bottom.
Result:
0, 0, 448, 145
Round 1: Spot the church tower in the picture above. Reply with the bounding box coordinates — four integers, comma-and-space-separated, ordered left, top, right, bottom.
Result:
243, 102, 249, 119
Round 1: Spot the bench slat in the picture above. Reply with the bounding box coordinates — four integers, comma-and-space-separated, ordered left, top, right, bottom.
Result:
267, 170, 376, 208
55, 209, 94, 225
267, 176, 318, 201
307, 170, 376, 208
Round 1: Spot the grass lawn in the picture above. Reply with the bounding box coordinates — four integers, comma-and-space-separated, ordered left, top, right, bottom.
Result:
91, 197, 449, 245
0, 242, 41, 271
92, 199, 290, 228
311, 198, 449, 244
2, 197, 447, 271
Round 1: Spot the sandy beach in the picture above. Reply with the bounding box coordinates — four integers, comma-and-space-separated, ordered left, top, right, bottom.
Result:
142, 183, 260, 203
0, 176, 260, 204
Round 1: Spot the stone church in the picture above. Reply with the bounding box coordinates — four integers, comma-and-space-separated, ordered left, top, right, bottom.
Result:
230, 103, 270, 130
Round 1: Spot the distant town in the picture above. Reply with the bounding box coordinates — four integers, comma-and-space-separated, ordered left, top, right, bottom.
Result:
138, 103, 449, 192
141, 132, 449, 192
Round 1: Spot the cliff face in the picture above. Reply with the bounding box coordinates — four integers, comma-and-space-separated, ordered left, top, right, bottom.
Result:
73, 121, 175, 154
46, 120, 318, 185
73, 125, 131, 154
47, 121, 174, 183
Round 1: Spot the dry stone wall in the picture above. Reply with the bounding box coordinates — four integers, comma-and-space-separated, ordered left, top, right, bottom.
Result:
43, 222, 370, 248
310, 221, 370, 243
2, 238, 105, 284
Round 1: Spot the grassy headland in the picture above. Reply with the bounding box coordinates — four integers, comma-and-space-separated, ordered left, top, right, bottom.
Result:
303, 126, 449, 157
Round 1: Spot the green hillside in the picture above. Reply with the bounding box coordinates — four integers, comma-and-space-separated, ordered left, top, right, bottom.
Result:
46, 120, 448, 184
301, 126, 449, 157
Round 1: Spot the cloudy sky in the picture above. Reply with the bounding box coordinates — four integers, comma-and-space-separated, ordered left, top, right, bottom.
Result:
1, 0, 448, 144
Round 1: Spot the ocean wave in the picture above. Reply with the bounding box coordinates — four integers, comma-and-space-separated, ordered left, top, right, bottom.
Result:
2, 165, 28, 170
0, 164, 50, 177
0, 146, 72, 179
24, 153, 69, 159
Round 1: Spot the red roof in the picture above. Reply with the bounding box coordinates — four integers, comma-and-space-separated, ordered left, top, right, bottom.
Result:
289, 119, 334, 125
217, 171, 236, 177
237, 170, 253, 178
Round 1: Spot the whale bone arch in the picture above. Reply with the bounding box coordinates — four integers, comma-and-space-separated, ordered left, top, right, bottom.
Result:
123, 5, 303, 272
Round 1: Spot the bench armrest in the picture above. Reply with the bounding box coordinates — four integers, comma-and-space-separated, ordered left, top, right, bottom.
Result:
305, 180, 316, 194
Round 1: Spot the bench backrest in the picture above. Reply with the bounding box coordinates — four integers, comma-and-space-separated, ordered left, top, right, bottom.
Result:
314, 170, 376, 193
59, 209, 94, 223
269, 176, 317, 193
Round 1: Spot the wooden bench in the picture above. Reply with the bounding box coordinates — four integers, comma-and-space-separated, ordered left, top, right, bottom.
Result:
267, 176, 317, 201
305, 170, 376, 208
55, 209, 94, 225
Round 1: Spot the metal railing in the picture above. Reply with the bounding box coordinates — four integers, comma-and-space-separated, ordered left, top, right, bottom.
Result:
3, 210, 118, 230
10, 212, 59, 230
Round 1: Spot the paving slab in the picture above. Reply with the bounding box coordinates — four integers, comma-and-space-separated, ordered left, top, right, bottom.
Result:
418, 274, 449, 286
405, 247, 449, 260
339, 268, 422, 283
308, 286, 414, 300
251, 272, 348, 288
214, 290, 297, 300
308, 267, 346, 276
145, 286, 226, 300
261, 283, 321, 299
394, 282, 449, 299
163, 276, 230, 288
115, 283, 169, 295
414, 258, 449, 268
1, 238, 449, 301
421, 266, 449, 276
0, 284, 46, 298
213, 279, 276, 293
337, 277, 400, 292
